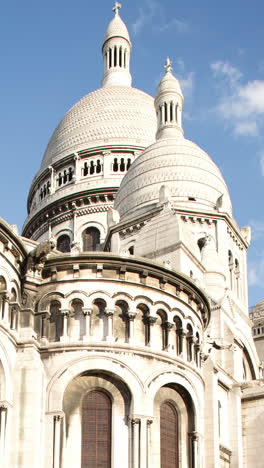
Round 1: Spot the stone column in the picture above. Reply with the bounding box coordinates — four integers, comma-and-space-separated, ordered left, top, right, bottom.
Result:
189, 431, 199, 468
61, 310, 69, 342
130, 418, 140, 468
163, 322, 174, 351
74, 154, 80, 181
0, 404, 8, 466
83, 308, 92, 340
187, 335, 195, 362
41, 311, 49, 339
53, 414, 63, 468
127, 311, 136, 343
180, 328, 188, 359
105, 308, 115, 342
147, 316, 157, 347
48, 165, 55, 194
10, 304, 19, 330
161, 104, 165, 124
146, 419, 153, 468
1, 293, 10, 323
194, 343, 201, 367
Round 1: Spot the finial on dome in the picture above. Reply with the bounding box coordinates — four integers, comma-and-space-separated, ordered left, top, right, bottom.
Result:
113, 2, 122, 16
154, 59, 184, 140
164, 57, 173, 73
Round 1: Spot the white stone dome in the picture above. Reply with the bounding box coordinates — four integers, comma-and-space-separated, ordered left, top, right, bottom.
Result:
115, 136, 232, 219
40, 86, 156, 171
103, 12, 131, 45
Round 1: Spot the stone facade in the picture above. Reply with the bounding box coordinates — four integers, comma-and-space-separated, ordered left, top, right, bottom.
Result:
0, 5, 264, 468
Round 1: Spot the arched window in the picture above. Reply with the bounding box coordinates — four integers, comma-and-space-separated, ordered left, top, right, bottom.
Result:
49, 301, 62, 342
0, 276, 6, 292
82, 227, 100, 251
160, 401, 179, 468
82, 390, 112, 468
57, 234, 71, 253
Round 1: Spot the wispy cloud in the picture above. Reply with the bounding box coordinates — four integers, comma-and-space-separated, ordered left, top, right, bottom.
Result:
250, 220, 264, 241
259, 151, 264, 176
248, 257, 264, 288
132, 0, 189, 36
211, 60, 242, 87
210, 60, 264, 138
179, 72, 194, 98
155, 18, 189, 34
132, 0, 159, 35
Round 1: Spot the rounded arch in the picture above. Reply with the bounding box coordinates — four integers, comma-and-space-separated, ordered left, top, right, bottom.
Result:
77, 220, 105, 238
56, 233, 71, 253
62, 372, 132, 468
154, 301, 171, 314
65, 290, 89, 307
38, 291, 65, 311
82, 226, 101, 252
145, 369, 203, 428
46, 355, 144, 414
0, 275, 7, 292
88, 291, 114, 309
156, 307, 169, 322
134, 295, 154, 307
112, 292, 134, 308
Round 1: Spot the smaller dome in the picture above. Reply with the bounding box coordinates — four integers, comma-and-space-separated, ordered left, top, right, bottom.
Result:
115, 137, 233, 220
103, 11, 131, 46
156, 59, 183, 98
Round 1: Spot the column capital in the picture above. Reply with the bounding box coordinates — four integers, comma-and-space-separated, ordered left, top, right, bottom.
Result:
148, 315, 157, 326
164, 321, 174, 331
105, 308, 115, 317
147, 418, 154, 425
1, 291, 11, 302
60, 309, 69, 316
40, 310, 50, 318
127, 311, 137, 321
188, 430, 200, 441
129, 414, 141, 424
83, 308, 92, 316
54, 414, 63, 423
0, 403, 8, 411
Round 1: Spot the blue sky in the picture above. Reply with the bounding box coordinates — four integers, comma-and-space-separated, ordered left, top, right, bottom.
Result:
0, 0, 264, 307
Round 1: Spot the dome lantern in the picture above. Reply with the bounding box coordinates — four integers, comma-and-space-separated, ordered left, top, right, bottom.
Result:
155, 58, 184, 140
102, 3, 132, 88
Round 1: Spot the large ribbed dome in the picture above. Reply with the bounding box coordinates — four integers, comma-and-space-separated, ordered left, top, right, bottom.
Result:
40, 86, 156, 171
115, 136, 232, 219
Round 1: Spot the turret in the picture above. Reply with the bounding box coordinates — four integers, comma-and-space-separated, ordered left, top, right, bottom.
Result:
155, 58, 184, 140
102, 3, 132, 87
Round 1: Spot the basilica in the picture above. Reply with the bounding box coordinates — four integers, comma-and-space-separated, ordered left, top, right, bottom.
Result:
0, 4, 263, 468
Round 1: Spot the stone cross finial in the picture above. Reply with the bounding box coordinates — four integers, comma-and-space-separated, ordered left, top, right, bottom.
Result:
164, 57, 173, 73
113, 2, 122, 15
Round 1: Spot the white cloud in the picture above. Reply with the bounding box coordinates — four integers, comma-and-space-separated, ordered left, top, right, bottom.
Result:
211, 61, 242, 87
234, 120, 258, 136
132, 0, 189, 36
210, 60, 264, 139
179, 72, 194, 98
248, 264, 259, 286
156, 18, 189, 34
250, 220, 264, 241
259, 151, 264, 176
132, 0, 159, 35
248, 257, 264, 288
